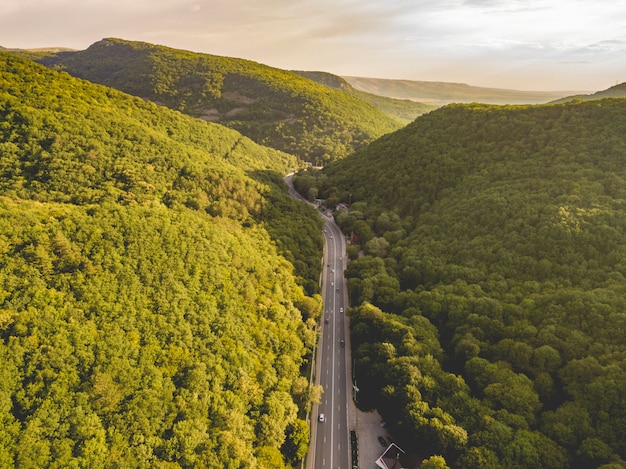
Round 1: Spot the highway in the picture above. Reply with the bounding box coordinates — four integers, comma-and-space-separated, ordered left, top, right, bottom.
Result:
283, 173, 351, 469
311, 217, 350, 469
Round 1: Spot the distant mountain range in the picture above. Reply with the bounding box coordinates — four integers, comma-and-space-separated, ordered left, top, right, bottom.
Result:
342, 76, 586, 106
550, 82, 626, 103
4, 41, 609, 109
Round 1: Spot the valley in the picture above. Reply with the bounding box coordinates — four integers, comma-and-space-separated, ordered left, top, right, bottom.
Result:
2, 38, 626, 469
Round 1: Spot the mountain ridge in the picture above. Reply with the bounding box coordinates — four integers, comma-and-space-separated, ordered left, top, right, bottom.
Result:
550, 81, 626, 103
5, 41, 594, 107
342, 75, 588, 105
294, 70, 436, 123
34, 38, 407, 164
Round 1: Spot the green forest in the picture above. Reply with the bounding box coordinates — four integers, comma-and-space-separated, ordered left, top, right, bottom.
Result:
35, 38, 405, 165
300, 99, 626, 468
7, 33, 626, 469
293, 70, 436, 124
0, 51, 324, 467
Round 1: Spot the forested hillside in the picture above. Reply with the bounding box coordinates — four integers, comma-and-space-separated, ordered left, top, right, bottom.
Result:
294, 71, 436, 123
0, 52, 324, 467
551, 82, 626, 103
36, 38, 403, 164
343, 76, 576, 106
300, 99, 626, 468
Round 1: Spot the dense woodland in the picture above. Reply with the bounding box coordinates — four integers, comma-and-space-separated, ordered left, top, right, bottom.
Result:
299, 98, 626, 468
293, 71, 436, 124
35, 38, 407, 165
6, 35, 626, 469
0, 52, 325, 467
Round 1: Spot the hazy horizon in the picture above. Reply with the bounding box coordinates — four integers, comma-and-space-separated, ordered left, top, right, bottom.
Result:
2, 0, 625, 92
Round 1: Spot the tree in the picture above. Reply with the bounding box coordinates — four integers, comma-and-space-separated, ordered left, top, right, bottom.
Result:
281, 419, 309, 465
256, 446, 286, 469
421, 454, 450, 469
365, 237, 390, 257
577, 437, 614, 468
307, 186, 318, 201
457, 446, 500, 469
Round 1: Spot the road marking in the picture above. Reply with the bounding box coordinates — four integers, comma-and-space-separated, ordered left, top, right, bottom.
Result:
330, 232, 337, 469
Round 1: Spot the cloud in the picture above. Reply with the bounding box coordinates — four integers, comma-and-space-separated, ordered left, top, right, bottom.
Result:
0, 0, 624, 90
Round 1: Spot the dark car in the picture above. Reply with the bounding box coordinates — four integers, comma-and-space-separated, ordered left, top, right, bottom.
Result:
340, 339, 345, 348
378, 436, 387, 447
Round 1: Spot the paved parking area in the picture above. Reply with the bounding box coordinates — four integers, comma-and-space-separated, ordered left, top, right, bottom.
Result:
350, 405, 388, 469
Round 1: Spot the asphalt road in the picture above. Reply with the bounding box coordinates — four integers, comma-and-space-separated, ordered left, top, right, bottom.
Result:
311, 218, 350, 469
283, 174, 351, 469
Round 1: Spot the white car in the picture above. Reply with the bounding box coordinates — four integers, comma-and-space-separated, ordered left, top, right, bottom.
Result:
319, 413, 325, 422
339, 307, 344, 313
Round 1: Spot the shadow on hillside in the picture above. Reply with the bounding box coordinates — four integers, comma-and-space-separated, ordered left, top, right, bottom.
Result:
247, 170, 324, 296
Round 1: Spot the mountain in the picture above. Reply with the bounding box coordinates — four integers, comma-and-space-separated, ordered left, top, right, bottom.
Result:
0, 51, 323, 467
294, 71, 436, 123
1, 46, 76, 62
551, 82, 626, 103
36, 38, 404, 164
300, 98, 626, 467
343, 76, 583, 105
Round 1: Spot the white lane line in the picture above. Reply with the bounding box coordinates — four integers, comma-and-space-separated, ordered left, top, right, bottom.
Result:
330, 232, 337, 469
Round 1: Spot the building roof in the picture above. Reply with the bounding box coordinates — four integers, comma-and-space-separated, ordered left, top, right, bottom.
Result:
375, 443, 405, 469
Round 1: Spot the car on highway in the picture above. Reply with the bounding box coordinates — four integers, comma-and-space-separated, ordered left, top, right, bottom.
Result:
340, 339, 345, 348
319, 413, 325, 422
339, 307, 344, 313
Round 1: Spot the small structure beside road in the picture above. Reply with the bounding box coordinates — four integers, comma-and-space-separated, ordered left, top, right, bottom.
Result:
375, 443, 405, 469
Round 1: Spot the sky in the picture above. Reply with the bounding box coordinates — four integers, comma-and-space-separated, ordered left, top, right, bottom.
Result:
1, 0, 625, 91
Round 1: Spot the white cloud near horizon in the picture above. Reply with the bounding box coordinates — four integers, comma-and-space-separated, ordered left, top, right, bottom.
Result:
1, 0, 625, 91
